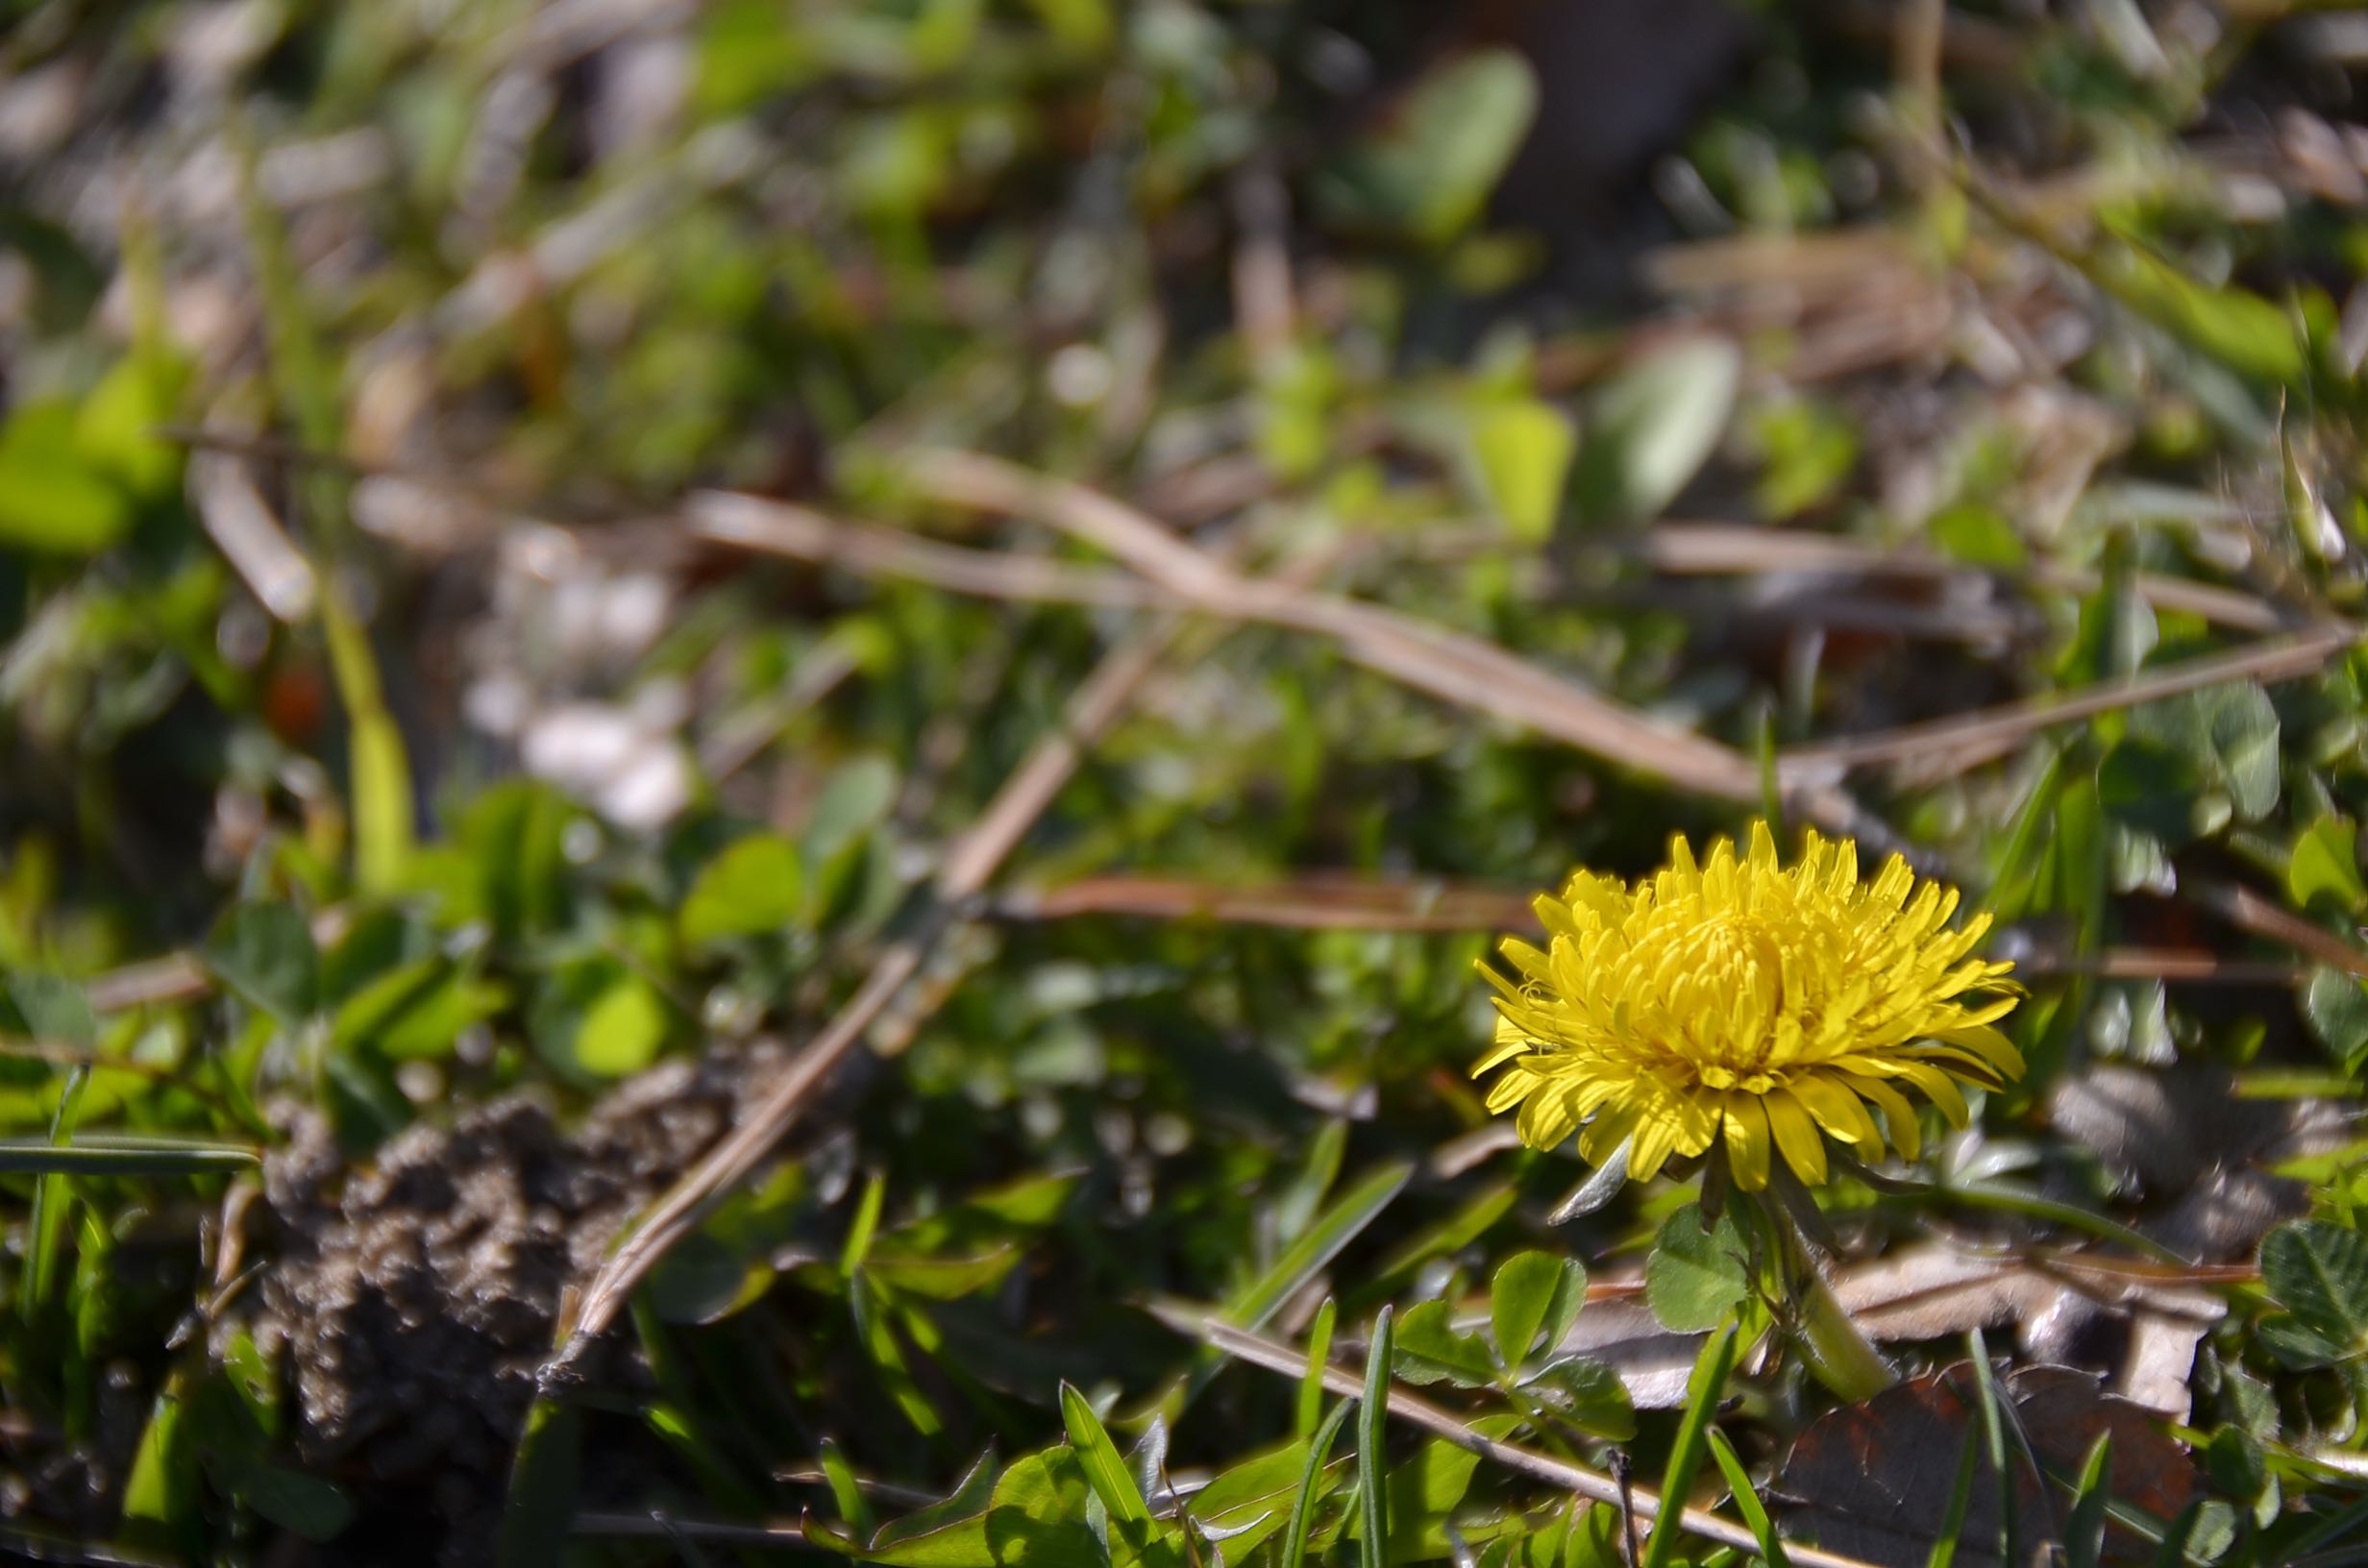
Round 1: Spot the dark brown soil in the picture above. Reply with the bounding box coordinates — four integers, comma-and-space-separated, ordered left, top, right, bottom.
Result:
223, 1043, 785, 1564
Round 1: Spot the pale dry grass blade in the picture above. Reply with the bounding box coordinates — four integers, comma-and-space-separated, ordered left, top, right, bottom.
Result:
1783, 625, 2360, 777
900, 452, 1881, 831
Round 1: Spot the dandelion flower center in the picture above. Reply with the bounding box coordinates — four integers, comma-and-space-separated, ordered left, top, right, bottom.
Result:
1475, 821, 2022, 1190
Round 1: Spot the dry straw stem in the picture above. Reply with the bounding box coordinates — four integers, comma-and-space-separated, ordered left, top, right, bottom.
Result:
2186, 878, 2368, 979
996, 873, 2306, 984
1643, 523, 2286, 634
1783, 622, 2364, 780
1154, 1306, 1887, 1568
703, 462, 2341, 833
721, 454, 1889, 840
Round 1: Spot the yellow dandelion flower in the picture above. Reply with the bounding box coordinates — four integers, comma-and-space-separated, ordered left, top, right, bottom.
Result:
1475, 821, 2021, 1191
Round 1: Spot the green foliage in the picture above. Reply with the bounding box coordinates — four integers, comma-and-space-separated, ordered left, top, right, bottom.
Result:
2258, 1221, 2368, 1368
8, 1, 2368, 1562
1644, 1204, 1751, 1334
1468, 402, 1578, 544
1318, 52, 1539, 244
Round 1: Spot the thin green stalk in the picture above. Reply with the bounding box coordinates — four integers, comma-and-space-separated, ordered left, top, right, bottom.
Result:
1642, 1323, 1739, 1568
1924, 1422, 1982, 1568
1746, 1188, 1893, 1403
1281, 1398, 1353, 1568
1704, 1428, 1790, 1568
1297, 1299, 1337, 1438
1356, 1307, 1394, 1568
1964, 1334, 2020, 1568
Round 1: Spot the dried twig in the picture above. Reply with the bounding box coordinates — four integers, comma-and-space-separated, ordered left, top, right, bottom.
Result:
1785, 625, 2361, 776
1000, 872, 2303, 985
1643, 524, 2287, 634
2184, 880, 2368, 979
996, 874, 1540, 933
690, 495, 1165, 611
85, 954, 211, 1015
895, 453, 1881, 833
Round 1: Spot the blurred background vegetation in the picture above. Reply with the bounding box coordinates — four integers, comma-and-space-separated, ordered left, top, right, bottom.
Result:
8, 0, 2368, 1562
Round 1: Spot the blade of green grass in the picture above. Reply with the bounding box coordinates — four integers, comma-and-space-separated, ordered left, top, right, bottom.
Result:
1977, 744, 2065, 921
1703, 1428, 1790, 1568
2063, 1433, 2113, 1568
2283, 1492, 2368, 1558
497, 1395, 583, 1568
1298, 1298, 1338, 1438
1965, 1334, 2019, 1568
233, 117, 414, 894
841, 1171, 888, 1276
1357, 1306, 1394, 1568
1231, 1163, 1413, 1331
0, 1135, 257, 1177
1063, 1382, 1153, 1525
818, 1439, 872, 1537
1924, 1421, 1983, 1568
1643, 1323, 1739, 1568
1282, 1397, 1354, 1568
22, 1066, 88, 1329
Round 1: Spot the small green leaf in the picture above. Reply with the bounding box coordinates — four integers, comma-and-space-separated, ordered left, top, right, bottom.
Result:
2289, 817, 2366, 914
2204, 1427, 2265, 1501
1489, 1251, 1586, 1365
2300, 968, 2368, 1072
1318, 51, 1539, 243
821, 1437, 874, 1538
2096, 235, 2306, 386
1061, 1382, 1151, 1524
864, 1246, 1023, 1300
232, 1464, 356, 1542
1189, 1438, 1326, 1559
1391, 1300, 1493, 1387
1469, 400, 1576, 543
7, 973, 95, 1049
204, 903, 320, 1024
872, 1451, 998, 1554
2097, 738, 2204, 846
0, 402, 132, 553
1516, 1356, 1634, 1440
808, 756, 900, 864
984, 1448, 1102, 1568
565, 974, 670, 1079
681, 833, 805, 946
851, 1274, 943, 1437
1575, 336, 1741, 524
75, 351, 190, 500
1644, 1203, 1750, 1333
1929, 502, 2026, 569
2260, 1221, 2368, 1356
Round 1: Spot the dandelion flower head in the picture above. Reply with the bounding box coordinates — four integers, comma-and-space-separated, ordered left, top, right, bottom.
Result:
1475, 821, 2021, 1189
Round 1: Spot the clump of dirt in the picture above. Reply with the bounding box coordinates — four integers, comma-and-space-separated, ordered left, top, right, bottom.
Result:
223, 1043, 785, 1562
